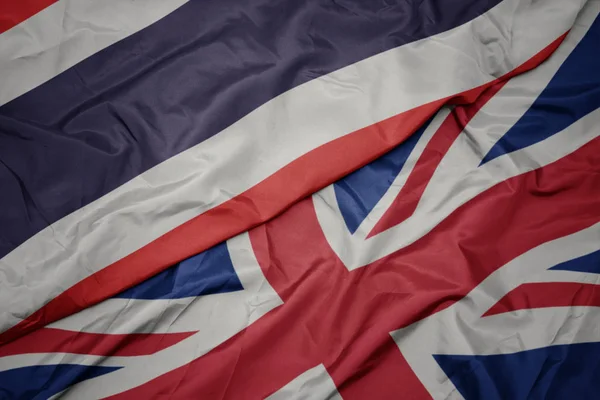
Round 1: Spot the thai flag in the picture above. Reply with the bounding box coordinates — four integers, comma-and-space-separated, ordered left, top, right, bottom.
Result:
0, 0, 598, 398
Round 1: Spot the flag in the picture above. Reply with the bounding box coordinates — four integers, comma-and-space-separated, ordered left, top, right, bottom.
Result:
0, 0, 598, 398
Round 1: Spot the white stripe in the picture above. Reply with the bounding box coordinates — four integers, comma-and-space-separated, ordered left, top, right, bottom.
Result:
391, 223, 600, 399
267, 365, 343, 400
314, 106, 449, 260
528, 270, 600, 285
354, 107, 452, 238
49, 233, 281, 334
395, 307, 600, 400
0, 232, 282, 399
0, 0, 187, 107
0, 0, 586, 334
0, 352, 120, 372
314, 0, 599, 270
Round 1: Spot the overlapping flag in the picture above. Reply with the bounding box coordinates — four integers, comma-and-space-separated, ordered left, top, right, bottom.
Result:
0, 0, 599, 398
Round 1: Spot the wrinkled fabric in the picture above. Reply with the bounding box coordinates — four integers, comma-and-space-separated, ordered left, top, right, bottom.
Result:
0, 0, 582, 342
0, 0, 503, 258
0, 0, 599, 398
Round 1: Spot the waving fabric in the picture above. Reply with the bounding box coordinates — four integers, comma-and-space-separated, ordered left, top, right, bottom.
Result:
0, 0, 598, 398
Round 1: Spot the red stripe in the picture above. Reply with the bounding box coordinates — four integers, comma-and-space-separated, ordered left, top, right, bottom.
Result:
0, 327, 194, 357
485, 282, 600, 317
368, 79, 508, 237
0, 34, 567, 346
330, 332, 431, 399
107, 128, 599, 398
0, 0, 57, 34
368, 32, 568, 237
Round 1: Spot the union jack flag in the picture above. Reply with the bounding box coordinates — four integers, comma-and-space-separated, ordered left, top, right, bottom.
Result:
0, 0, 599, 398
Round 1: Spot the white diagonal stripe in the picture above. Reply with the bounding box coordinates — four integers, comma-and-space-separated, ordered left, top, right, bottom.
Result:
0, 0, 187, 107
268, 364, 343, 400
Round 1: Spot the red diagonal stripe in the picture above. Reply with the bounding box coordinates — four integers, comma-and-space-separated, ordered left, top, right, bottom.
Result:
0, 327, 195, 357
485, 282, 600, 317
368, 32, 568, 237
368, 79, 507, 237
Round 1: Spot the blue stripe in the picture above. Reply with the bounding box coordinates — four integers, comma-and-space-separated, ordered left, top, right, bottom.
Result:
481, 15, 600, 165
435, 342, 600, 400
0, 0, 502, 258
549, 249, 600, 275
0, 364, 119, 399
333, 119, 430, 233
116, 242, 243, 299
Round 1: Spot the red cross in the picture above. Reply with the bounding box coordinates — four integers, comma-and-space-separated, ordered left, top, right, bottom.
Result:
109, 133, 599, 399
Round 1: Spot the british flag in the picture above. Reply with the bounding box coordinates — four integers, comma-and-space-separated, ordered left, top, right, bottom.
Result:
0, 0, 599, 398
